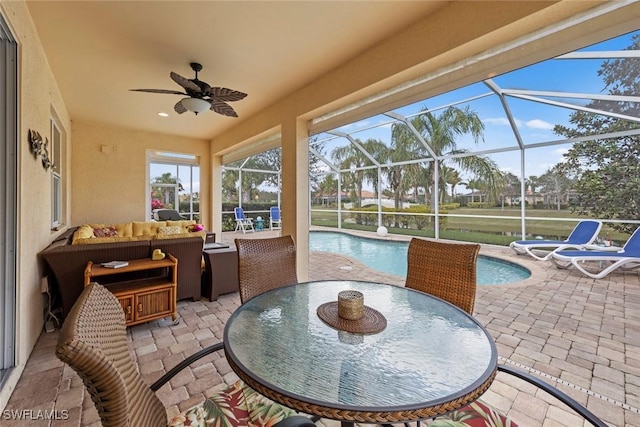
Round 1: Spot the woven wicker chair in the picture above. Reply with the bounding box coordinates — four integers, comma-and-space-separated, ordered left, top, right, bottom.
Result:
405, 238, 480, 315
235, 235, 298, 304
55, 283, 315, 427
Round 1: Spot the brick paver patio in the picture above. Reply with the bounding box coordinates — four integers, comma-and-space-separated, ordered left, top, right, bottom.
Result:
3, 228, 639, 426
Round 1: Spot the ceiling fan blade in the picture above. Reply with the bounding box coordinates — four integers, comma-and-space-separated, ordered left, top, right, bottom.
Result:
194, 80, 212, 96
174, 100, 187, 114
170, 72, 201, 93
130, 88, 186, 95
210, 100, 238, 117
210, 87, 247, 102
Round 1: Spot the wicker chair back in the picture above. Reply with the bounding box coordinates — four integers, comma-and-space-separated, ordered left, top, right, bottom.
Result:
235, 235, 298, 304
405, 238, 480, 315
55, 283, 166, 427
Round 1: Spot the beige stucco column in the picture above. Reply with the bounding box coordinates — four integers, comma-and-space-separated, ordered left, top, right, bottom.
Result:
281, 118, 309, 281
211, 154, 223, 238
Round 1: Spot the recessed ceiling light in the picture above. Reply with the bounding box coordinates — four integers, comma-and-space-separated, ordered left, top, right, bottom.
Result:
158, 112, 169, 117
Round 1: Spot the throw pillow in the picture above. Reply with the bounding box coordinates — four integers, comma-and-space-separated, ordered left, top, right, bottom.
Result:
188, 223, 204, 232
93, 226, 118, 238
158, 225, 183, 235
73, 225, 95, 240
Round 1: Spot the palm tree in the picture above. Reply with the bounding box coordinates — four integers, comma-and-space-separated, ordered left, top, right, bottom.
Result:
315, 174, 338, 206
390, 106, 501, 209
331, 138, 385, 207
465, 179, 481, 203
360, 138, 389, 200
448, 168, 463, 199
388, 123, 427, 209
441, 166, 462, 202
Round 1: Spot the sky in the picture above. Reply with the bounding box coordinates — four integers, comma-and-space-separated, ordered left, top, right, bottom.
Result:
311, 29, 639, 194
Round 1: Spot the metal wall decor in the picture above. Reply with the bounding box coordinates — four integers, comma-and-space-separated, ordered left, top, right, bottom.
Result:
28, 129, 53, 170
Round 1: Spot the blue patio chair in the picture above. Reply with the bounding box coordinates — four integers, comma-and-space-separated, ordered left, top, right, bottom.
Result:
270, 206, 282, 230
509, 219, 602, 261
550, 226, 640, 279
234, 207, 255, 233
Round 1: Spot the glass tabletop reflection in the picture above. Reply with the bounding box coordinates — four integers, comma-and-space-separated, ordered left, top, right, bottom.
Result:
223, 280, 497, 420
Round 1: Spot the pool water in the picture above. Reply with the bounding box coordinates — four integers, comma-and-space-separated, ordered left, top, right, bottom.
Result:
309, 231, 531, 285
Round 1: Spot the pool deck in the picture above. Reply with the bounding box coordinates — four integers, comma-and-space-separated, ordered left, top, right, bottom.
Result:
3, 227, 640, 426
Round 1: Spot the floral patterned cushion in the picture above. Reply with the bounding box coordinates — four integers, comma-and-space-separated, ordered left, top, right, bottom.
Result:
169, 380, 297, 427
428, 400, 517, 426
158, 225, 184, 235
93, 226, 118, 238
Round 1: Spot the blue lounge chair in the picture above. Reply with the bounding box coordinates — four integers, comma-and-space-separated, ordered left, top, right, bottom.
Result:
269, 206, 282, 231
550, 227, 640, 279
234, 207, 255, 233
509, 220, 602, 261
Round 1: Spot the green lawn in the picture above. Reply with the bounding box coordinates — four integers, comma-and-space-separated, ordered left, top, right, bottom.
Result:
310, 207, 627, 246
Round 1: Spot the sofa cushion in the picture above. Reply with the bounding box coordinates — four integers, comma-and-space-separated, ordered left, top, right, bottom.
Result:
71, 225, 95, 245
167, 219, 196, 232
92, 226, 119, 238
153, 231, 205, 240
74, 236, 145, 245
133, 221, 166, 236
158, 225, 183, 235
89, 222, 133, 238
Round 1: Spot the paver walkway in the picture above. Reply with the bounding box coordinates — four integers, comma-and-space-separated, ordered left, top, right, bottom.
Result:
3, 228, 639, 426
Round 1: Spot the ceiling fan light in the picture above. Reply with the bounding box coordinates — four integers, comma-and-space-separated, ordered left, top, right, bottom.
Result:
181, 97, 210, 115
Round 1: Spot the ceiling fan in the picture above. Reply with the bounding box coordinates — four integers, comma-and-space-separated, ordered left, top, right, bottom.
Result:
130, 62, 247, 117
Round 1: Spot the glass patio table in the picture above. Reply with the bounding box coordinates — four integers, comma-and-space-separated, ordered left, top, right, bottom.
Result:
223, 280, 497, 425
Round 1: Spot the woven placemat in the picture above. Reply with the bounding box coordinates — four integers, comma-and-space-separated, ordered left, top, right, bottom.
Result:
317, 302, 387, 334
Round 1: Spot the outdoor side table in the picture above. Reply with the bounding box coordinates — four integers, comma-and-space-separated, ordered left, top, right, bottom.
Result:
224, 280, 497, 426
202, 245, 238, 301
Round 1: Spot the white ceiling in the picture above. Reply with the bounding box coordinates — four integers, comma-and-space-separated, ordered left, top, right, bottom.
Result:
27, 1, 446, 140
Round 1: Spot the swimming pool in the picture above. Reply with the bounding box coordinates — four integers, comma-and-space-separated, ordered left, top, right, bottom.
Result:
309, 231, 531, 285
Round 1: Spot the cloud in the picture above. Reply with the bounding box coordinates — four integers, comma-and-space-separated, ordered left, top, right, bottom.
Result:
525, 119, 554, 130
484, 117, 514, 126
485, 117, 554, 131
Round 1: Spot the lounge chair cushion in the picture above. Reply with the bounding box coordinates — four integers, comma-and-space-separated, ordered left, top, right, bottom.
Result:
169, 380, 296, 427
509, 220, 602, 261
430, 400, 517, 426
550, 226, 640, 278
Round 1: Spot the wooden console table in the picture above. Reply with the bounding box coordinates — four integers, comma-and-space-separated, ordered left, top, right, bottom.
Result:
84, 255, 178, 326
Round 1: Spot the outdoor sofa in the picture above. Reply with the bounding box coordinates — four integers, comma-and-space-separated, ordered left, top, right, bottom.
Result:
40, 220, 206, 321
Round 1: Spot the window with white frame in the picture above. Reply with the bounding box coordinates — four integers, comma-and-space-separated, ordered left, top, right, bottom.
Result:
50, 117, 63, 229
148, 151, 200, 221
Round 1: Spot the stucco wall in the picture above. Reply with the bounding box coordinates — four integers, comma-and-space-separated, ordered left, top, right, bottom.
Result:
0, 0, 71, 409
1, 2, 212, 411
71, 120, 211, 228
